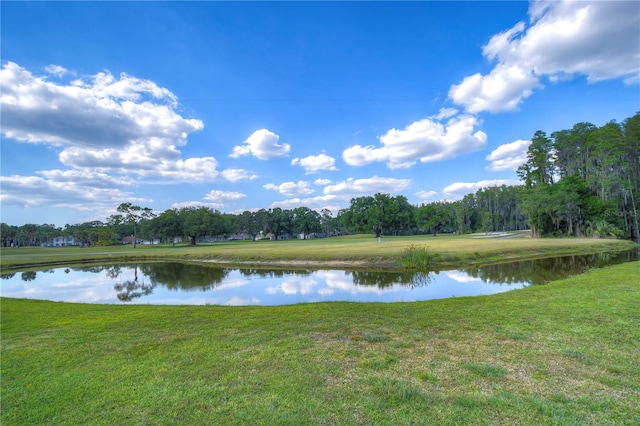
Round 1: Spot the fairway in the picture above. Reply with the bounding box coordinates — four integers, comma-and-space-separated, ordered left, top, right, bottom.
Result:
1, 232, 635, 271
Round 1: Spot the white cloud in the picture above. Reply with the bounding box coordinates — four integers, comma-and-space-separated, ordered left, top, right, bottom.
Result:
38, 169, 133, 188
431, 107, 459, 120
269, 196, 343, 213
343, 114, 487, 169
0, 174, 147, 210
0, 62, 214, 183
519, 1, 639, 83
144, 157, 220, 182
45, 64, 69, 77
415, 190, 438, 200
203, 190, 247, 202
1, 62, 201, 148
264, 181, 315, 197
230, 129, 291, 160
449, 1, 640, 113
267, 175, 412, 213
269, 198, 307, 210
314, 178, 331, 186
291, 153, 338, 174
171, 201, 224, 210
341, 144, 389, 167
442, 179, 520, 199
323, 175, 412, 196
486, 139, 531, 171
221, 168, 258, 182
449, 64, 539, 114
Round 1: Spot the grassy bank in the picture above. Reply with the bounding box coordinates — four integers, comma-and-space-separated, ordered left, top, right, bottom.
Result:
2, 262, 639, 425
1, 232, 636, 271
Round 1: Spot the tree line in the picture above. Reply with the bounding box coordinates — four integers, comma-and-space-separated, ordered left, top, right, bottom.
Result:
2, 113, 637, 246
517, 113, 639, 240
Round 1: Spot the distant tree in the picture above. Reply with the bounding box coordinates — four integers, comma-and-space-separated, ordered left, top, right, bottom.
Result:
113, 203, 156, 248
148, 209, 181, 244
1, 223, 18, 247
268, 208, 292, 239
320, 208, 333, 235
179, 207, 213, 245
238, 210, 260, 240
177, 206, 228, 245
417, 202, 449, 235
292, 207, 322, 239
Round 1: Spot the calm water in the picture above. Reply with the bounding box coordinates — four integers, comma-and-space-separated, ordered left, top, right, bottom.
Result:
1, 249, 637, 305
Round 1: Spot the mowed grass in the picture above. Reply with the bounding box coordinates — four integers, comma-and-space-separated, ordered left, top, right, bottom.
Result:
1, 232, 635, 270
2, 262, 639, 425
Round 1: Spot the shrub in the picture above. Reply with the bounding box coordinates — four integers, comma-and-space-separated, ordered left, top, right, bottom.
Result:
400, 244, 434, 269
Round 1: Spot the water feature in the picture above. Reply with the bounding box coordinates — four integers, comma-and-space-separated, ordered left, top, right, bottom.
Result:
1, 248, 637, 305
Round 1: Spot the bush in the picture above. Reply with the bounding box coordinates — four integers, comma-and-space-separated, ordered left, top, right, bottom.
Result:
400, 244, 434, 269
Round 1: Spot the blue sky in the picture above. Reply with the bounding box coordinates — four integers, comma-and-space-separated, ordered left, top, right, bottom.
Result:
1, 1, 638, 227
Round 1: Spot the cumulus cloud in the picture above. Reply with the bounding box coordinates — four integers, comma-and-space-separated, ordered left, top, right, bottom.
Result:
264, 181, 315, 197
323, 175, 412, 197
415, 190, 438, 201
0, 62, 214, 182
171, 201, 224, 210
343, 114, 487, 169
267, 175, 412, 213
0, 174, 147, 210
314, 178, 331, 186
45, 64, 70, 77
230, 129, 291, 160
1, 62, 200, 148
203, 190, 247, 202
221, 168, 258, 182
173, 190, 247, 212
449, 1, 640, 113
291, 153, 338, 174
486, 139, 531, 171
38, 169, 133, 188
449, 64, 539, 114
442, 179, 520, 199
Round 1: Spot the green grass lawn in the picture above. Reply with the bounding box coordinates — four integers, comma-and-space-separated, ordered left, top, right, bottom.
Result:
2, 261, 639, 425
1, 232, 635, 271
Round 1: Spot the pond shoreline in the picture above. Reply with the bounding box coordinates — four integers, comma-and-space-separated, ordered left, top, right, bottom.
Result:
3, 243, 637, 273
2, 234, 636, 272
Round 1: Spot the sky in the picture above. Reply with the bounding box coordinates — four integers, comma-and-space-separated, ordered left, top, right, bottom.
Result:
1, 1, 639, 227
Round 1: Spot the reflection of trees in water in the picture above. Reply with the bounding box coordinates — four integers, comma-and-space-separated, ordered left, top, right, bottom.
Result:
69, 263, 230, 293
21, 271, 37, 281
138, 263, 230, 291
77, 265, 115, 274
462, 249, 639, 285
114, 264, 156, 302
105, 265, 123, 279
238, 269, 312, 278
350, 270, 433, 289
1, 272, 16, 279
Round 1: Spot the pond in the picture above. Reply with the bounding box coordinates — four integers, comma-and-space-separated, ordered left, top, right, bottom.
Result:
1, 249, 637, 306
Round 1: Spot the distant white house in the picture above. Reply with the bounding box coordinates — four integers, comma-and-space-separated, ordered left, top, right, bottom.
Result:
227, 233, 251, 241
265, 233, 292, 241
296, 232, 327, 240
121, 236, 142, 245
42, 236, 81, 247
